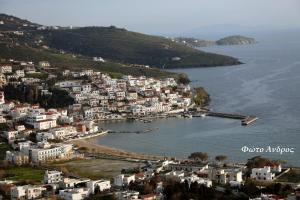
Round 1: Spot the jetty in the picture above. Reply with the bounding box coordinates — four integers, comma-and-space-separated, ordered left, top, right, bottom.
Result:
193, 111, 258, 126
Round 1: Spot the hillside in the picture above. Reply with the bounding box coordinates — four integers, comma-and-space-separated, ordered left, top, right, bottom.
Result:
0, 14, 241, 69
216, 35, 256, 45
0, 13, 39, 31
0, 43, 176, 79
40, 27, 241, 68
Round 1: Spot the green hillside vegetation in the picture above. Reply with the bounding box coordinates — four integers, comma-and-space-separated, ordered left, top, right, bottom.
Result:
0, 13, 38, 31
0, 43, 176, 78
193, 87, 211, 107
0, 13, 242, 72
41, 26, 241, 68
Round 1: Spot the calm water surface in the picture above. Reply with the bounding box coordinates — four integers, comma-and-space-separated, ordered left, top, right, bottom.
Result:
95, 32, 300, 166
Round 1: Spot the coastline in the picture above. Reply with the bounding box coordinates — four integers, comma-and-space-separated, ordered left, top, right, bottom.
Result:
68, 138, 166, 161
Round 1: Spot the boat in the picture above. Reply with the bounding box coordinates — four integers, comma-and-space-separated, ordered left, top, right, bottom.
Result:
241, 116, 258, 126
200, 113, 206, 117
183, 114, 193, 118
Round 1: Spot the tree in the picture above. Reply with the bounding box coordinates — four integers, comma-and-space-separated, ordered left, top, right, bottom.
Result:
240, 180, 260, 198
177, 73, 190, 85
193, 87, 210, 107
215, 155, 228, 163
0, 123, 9, 132
78, 147, 88, 152
189, 152, 208, 162
0, 169, 6, 178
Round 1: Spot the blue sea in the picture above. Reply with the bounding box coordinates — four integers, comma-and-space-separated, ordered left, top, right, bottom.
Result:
95, 31, 300, 166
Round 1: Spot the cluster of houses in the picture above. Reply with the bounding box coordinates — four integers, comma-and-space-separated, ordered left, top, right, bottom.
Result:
0, 60, 50, 86
0, 59, 195, 166
58, 69, 192, 121
1, 170, 111, 200
0, 90, 101, 165
1, 60, 299, 199
0, 157, 294, 200
1, 59, 193, 121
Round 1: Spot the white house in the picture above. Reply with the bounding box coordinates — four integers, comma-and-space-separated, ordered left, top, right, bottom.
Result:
0, 115, 6, 123
5, 151, 29, 165
114, 174, 135, 187
38, 61, 51, 68
33, 119, 57, 130
165, 171, 185, 180
44, 170, 63, 184
214, 168, 243, 184
180, 174, 212, 188
59, 188, 91, 200
251, 166, 275, 181
0, 91, 5, 104
81, 84, 92, 93
11, 185, 46, 200
0, 64, 12, 73
15, 70, 25, 77
3, 129, 18, 143
36, 132, 55, 142
86, 180, 111, 194
117, 191, 140, 200
60, 178, 89, 189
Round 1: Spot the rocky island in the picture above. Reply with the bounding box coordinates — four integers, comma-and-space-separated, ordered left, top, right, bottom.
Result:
174, 35, 256, 47
216, 35, 256, 45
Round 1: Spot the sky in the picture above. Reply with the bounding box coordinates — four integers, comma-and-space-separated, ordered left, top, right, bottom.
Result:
1, 0, 300, 35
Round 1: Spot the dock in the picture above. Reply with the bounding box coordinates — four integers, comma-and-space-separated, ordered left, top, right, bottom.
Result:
193, 111, 258, 126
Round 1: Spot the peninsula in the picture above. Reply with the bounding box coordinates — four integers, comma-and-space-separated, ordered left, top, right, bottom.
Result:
0, 13, 241, 71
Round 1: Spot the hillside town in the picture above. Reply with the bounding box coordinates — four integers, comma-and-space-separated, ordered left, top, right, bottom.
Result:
0, 59, 298, 199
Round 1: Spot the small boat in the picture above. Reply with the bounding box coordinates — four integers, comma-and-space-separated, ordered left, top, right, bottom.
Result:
183, 114, 193, 118
200, 113, 206, 117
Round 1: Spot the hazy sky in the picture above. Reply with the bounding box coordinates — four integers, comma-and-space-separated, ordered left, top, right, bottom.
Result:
1, 0, 300, 35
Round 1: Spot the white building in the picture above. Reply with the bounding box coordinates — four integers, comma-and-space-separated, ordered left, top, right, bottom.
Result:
44, 170, 63, 184
60, 178, 90, 189
5, 151, 29, 165
0, 91, 5, 104
181, 174, 212, 188
15, 70, 25, 77
30, 143, 73, 163
86, 180, 111, 194
81, 84, 92, 93
114, 174, 135, 187
117, 191, 140, 200
38, 61, 51, 68
165, 171, 185, 180
215, 168, 243, 184
0, 64, 12, 73
251, 166, 275, 181
36, 132, 55, 142
59, 188, 91, 200
11, 185, 46, 200
33, 119, 57, 130
3, 130, 18, 143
